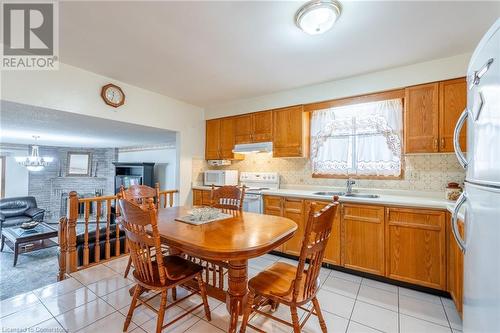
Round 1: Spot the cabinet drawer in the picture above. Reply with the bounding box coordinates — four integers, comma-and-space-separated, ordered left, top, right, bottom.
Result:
263, 195, 282, 214
284, 198, 304, 213
387, 208, 444, 229
343, 204, 385, 222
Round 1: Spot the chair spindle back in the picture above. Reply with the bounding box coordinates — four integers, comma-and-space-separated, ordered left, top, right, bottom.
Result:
210, 185, 245, 210
293, 197, 339, 302
118, 198, 167, 285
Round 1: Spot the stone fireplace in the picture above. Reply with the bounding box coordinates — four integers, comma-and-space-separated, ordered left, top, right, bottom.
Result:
28, 146, 116, 222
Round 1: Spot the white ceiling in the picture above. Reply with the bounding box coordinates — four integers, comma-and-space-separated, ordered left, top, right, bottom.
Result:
58, 1, 500, 107
0, 101, 177, 148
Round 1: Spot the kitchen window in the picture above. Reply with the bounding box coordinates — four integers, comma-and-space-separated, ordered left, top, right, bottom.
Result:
310, 98, 403, 178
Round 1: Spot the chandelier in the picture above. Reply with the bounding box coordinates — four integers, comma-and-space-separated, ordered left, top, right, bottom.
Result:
15, 136, 54, 172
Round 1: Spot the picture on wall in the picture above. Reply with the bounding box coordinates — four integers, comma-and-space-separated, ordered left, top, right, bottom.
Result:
67, 152, 92, 176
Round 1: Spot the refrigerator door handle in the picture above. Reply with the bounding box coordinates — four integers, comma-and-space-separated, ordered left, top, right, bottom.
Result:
452, 192, 467, 253
469, 58, 494, 89
454, 108, 469, 169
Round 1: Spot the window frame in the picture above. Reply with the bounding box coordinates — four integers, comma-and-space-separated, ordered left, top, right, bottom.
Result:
308, 89, 405, 180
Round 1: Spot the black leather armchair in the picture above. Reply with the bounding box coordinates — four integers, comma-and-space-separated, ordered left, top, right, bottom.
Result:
0, 196, 45, 232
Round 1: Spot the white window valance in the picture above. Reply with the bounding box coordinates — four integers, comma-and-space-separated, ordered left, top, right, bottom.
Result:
310, 98, 403, 177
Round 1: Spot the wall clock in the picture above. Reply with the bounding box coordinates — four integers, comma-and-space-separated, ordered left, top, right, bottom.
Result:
101, 84, 125, 107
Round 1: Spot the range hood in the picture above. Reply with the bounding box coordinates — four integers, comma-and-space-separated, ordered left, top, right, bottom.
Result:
233, 142, 273, 154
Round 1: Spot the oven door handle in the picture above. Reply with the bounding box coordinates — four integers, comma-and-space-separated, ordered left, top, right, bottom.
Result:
245, 194, 261, 200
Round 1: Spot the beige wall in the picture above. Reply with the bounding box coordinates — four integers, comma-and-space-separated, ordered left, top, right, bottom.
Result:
1, 63, 205, 205
193, 153, 465, 193
205, 53, 470, 119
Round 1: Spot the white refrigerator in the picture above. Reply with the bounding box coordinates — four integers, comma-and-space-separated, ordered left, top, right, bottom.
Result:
452, 18, 500, 333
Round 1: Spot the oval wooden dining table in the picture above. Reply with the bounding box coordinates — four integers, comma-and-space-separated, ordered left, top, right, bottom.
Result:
155, 206, 297, 333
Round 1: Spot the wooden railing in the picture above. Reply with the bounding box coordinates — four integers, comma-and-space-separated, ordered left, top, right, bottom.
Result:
58, 189, 178, 280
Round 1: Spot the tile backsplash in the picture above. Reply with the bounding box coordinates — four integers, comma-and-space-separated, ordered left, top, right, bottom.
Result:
193, 153, 465, 192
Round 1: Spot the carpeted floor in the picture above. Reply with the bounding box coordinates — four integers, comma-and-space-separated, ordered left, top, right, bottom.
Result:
0, 222, 108, 301
0, 243, 59, 300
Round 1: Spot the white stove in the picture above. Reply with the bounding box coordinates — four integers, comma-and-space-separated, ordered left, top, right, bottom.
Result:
239, 172, 280, 213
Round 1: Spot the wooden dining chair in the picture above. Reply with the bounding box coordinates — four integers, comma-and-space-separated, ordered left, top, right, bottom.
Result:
121, 183, 163, 278
239, 197, 340, 333
210, 185, 246, 210
120, 183, 160, 208
118, 198, 211, 333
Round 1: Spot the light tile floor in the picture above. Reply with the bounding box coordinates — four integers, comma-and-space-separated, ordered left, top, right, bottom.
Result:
0, 254, 462, 333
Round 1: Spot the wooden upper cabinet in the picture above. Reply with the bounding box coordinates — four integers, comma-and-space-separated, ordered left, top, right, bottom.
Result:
404, 83, 440, 153
385, 208, 446, 290
342, 204, 385, 276
219, 117, 236, 159
252, 111, 273, 142
205, 118, 242, 160
272, 105, 309, 158
306, 200, 341, 266
404, 77, 467, 154
234, 115, 253, 144
439, 78, 467, 152
205, 119, 221, 160
234, 111, 273, 144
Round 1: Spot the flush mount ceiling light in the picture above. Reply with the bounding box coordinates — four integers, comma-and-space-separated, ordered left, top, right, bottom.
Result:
295, 0, 342, 35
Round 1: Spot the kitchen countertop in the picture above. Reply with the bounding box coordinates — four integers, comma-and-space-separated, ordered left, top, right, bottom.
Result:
192, 184, 465, 219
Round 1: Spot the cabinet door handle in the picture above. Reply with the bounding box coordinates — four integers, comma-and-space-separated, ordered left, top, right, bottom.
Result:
440, 138, 445, 149
433, 138, 439, 151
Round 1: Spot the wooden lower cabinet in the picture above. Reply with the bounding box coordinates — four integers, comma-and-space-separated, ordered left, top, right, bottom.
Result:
306, 200, 341, 266
282, 198, 305, 256
447, 213, 464, 314
192, 189, 212, 206
193, 189, 203, 206
342, 204, 385, 276
263, 195, 282, 216
385, 208, 446, 290
210, 191, 460, 294
263, 195, 285, 252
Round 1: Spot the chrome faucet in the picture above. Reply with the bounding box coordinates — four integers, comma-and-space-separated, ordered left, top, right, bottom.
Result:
346, 178, 356, 195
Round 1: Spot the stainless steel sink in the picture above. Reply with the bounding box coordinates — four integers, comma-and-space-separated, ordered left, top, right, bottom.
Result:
312, 191, 379, 198
344, 193, 380, 198
313, 191, 346, 196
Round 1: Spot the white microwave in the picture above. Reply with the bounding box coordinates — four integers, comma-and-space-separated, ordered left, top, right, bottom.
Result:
203, 170, 238, 187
